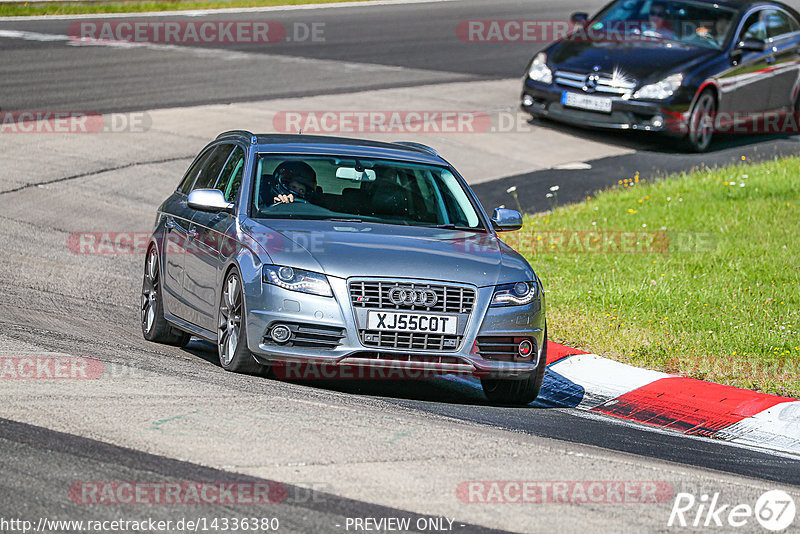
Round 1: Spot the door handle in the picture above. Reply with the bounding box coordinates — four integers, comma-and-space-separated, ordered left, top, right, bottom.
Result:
187, 228, 198, 239
165, 217, 175, 230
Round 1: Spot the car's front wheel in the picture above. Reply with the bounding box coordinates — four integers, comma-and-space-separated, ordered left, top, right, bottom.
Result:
685, 89, 716, 152
217, 269, 264, 374
141, 247, 191, 346
480, 330, 547, 405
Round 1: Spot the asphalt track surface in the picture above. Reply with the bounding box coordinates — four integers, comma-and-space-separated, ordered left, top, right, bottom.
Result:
2, 1, 800, 532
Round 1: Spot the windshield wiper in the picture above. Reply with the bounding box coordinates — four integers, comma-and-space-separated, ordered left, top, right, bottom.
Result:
429, 223, 485, 232
323, 217, 365, 223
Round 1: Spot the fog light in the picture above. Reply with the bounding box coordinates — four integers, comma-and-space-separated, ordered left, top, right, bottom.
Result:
522, 94, 534, 107
270, 324, 292, 344
651, 115, 664, 128
518, 339, 533, 358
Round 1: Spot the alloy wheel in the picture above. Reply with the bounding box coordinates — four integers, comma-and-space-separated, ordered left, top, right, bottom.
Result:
141, 249, 159, 334
218, 272, 243, 367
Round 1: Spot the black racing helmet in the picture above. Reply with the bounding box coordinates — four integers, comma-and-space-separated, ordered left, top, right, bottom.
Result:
274, 161, 317, 199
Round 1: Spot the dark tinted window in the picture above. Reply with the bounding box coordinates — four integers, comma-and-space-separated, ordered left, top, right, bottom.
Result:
192, 144, 235, 191
740, 11, 767, 41
178, 146, 214, 194
765, 9, 799, 38
215, 146, 246, 202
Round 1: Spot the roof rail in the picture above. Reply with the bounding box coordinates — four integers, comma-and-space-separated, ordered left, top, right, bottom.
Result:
216, 130, 257, 144
394, 141, 439, 157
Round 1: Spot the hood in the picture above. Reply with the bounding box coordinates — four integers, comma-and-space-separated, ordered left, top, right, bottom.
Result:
243, 219, 533, 287
549, 39, 715, 84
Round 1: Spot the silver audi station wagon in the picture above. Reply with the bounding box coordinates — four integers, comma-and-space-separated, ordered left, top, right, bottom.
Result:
141, 132, 547, 404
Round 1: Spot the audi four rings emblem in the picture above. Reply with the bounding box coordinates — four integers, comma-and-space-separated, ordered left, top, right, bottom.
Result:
388, 286, 438, 307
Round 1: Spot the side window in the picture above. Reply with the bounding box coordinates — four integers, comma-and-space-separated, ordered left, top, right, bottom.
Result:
765, 10, 799, 39
178, 147, 214, 195
740, 11, 767, 41
215, 146, 246, 202
192, 144, 235, 191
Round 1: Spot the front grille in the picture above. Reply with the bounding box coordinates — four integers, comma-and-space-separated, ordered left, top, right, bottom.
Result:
359, 330, 460, 351
349, 281, 476, 314
263, 322, 346, 350
476, 336, 536, 362
555, 70, 636, 96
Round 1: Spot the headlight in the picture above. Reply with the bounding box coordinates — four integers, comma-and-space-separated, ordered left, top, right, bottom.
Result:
632, 73, 683, 100
527, 53, 552, 84
262, 265, 332, 297
491, 281, 538, 307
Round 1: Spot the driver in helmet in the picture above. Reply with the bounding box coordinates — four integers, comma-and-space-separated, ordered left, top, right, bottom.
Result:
272, 161, 319, 204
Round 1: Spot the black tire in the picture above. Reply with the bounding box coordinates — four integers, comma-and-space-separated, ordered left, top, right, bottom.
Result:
141, 247, 191, 346
481, 330, 548, 405
684, 89, 716, 152
217, 269, 264, 374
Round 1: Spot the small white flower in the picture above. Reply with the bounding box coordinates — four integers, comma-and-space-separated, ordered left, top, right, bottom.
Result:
743, 174, 748, 178
660, 226, 666, 230
546, 193, 553, 198
739, 183, 746, 187
679, 198, 683, 202
642, 224, 647, 227
730, 181, 736, 186
667, 197, 671, 201
591, 221, 597, 226
506, 186, 517, 194
549, 185, 560, 192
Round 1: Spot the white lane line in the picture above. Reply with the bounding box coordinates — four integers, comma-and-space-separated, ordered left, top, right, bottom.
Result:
0, 0, 462, 21
0, 28, 412, 69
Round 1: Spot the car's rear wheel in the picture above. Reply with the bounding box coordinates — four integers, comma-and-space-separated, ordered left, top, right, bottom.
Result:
480, 329, 548, 405
217, 269, 263, 374
141, 247, 191, 346
685, 89, 716, 152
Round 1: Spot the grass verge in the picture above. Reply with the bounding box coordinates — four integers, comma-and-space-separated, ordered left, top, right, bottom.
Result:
512, 155, 800, 397
0, 0, 366, 17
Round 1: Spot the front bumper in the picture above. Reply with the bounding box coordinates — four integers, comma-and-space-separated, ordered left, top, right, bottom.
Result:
244, 276, 546, 379
521, 80, 687, 134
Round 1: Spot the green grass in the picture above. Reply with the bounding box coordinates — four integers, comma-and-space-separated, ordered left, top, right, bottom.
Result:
512, 156, 800, 397
0, 0, 366, 17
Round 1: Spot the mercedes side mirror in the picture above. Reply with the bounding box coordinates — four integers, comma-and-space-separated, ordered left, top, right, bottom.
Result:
735, 37, 767, 53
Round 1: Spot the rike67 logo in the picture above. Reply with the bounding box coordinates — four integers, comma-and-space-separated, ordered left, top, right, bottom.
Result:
669, 490, 796, 531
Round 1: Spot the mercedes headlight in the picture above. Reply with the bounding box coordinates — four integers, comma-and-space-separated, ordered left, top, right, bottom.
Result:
262, 265, 332, 297
527, 53, 552, 84
633, 73, 683, 100
491, 281, 538, 307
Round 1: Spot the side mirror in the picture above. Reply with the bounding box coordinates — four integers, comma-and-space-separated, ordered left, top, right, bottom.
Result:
735, 37, 767, 53
491, 208, 523, 232
187, 189, 234, 213
570, 12, 589, 23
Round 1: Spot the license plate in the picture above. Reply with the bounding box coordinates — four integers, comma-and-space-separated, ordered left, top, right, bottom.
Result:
367, 311, 457, 335
561, 91, 613, 113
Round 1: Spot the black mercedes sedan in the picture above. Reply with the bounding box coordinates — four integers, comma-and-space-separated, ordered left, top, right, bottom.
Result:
521, 0, 800, 151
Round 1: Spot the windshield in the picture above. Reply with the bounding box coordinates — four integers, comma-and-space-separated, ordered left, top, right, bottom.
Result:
251, 155, 485, 230
591, 0, 738, 49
